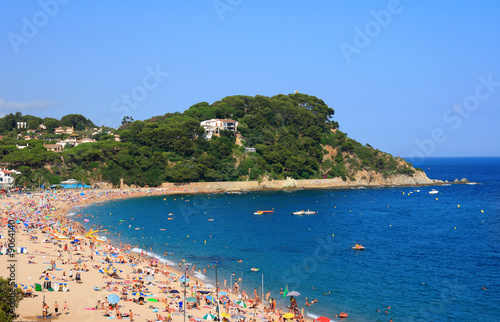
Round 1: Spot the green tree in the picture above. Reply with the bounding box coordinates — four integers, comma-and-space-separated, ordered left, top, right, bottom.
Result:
0, 277, 23, 321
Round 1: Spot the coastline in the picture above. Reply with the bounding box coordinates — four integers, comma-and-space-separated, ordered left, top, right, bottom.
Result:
1, 188, 319, 322
2, 170, 471, 321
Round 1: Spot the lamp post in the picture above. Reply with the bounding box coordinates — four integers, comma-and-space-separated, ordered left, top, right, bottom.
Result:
214, 261, 220, 321
183, 263, 189, 322
230, 273, 235, 293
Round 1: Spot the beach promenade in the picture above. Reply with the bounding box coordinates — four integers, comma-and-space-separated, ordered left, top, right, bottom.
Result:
1, 188, 304, 322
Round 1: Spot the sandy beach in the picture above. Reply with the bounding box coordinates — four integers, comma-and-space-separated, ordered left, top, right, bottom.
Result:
1, 188, 312, 322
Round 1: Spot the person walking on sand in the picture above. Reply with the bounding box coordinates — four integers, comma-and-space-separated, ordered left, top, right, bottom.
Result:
63, 301, 68, 315
54, 301, 59, 316
129, 309, 134, 322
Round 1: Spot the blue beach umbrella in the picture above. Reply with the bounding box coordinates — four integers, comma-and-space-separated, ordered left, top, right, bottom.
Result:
132, 292, 145, 296
205, 295, 215, 302
107, 294, 120, 304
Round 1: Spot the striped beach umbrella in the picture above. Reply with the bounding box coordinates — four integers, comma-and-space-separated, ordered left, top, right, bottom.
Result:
236, 300, 247, 308
203, 314, 217, 320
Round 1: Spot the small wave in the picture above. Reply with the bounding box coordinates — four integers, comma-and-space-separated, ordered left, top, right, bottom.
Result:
129, 248, 175, 266
306, 313, 320, 319
466, 182, 477, 185
194, 271, 207, 280
130, 247, 142, 253
67, 212, 76, 217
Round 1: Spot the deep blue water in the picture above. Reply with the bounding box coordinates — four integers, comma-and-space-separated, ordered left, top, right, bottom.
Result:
75, 157, 500, 321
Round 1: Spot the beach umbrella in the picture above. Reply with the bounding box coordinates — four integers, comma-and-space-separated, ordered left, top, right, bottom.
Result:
147, 298, 159, 302
197, 290, 210, 294
132, 276, 143, 280
186, 297, 197, 303
203, 314, 217, 320
286, 291, 301, 297
235, 300, 247, 308
132, 292, 146, 296
316, 317, 330, 322
170, 289, 180, 294
205, 295, 215, 302
283, 313, 295, 319
107, 294, 120, 305
221, 313, 231, 319
145, 275, 155, 282
219, 291, 228, 296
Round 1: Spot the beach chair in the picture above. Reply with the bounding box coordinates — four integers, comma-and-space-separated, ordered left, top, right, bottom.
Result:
62, 283, 69, 292
35, 283, 42, 292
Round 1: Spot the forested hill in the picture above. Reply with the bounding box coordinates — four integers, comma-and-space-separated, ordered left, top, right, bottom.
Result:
0, 94, 422, 187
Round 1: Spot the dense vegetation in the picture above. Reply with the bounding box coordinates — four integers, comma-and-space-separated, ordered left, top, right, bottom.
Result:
0, 94, 419, 188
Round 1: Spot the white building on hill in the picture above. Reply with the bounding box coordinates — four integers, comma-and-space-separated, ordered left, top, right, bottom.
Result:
200, 119, 238, 140
0, 169, 21, 189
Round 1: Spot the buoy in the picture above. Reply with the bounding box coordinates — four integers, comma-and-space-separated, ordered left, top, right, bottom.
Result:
436, 198, 438, 200
481, 210, 484, 213
455, 227, 457, 229
458, 205, 460, 208
332, 234, 334, 237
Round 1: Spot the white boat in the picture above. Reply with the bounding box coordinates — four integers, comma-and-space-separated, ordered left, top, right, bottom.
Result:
291, 210, 316, 215
429, 189, 439, 194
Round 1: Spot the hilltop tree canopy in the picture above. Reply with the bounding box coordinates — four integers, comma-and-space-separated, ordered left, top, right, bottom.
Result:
0, 94, 418, 187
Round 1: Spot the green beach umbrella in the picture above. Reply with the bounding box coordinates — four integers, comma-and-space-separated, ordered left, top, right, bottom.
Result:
236, 300, 247, 308
147, 298, 159, 302
186, 297, 197, 303
203, 314, 217, 320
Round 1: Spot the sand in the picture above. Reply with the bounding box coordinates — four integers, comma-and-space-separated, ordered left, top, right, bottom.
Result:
0, 188, 307, 322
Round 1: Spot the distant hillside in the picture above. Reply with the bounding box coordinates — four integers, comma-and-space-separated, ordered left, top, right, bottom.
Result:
0, 94, 428, 188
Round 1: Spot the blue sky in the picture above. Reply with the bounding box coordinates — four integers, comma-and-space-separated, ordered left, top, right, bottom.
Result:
1, 0, 499, 158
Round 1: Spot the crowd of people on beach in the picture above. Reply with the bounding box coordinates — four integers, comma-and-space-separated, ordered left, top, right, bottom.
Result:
1, 188, 327, 322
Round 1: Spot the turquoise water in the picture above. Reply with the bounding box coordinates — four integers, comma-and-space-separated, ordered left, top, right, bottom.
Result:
61, 184, 91, 189
75, 157, 500, 321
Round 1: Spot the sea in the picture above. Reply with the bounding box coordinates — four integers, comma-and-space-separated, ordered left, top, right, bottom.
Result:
73, 157, 500, 321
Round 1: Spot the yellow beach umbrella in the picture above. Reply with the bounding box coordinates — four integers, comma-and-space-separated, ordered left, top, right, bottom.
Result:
283, 313, 295, 319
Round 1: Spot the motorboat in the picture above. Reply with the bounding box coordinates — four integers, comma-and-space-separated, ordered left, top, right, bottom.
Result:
251, 267, 260, 272
429, 189, 438, 194
339, 312, 348, 318
254, 210, 273, 215
352, 244, 365, 250
291, 210, 316, 215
